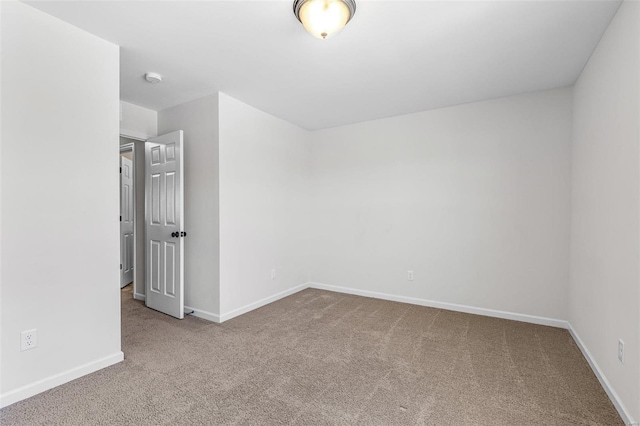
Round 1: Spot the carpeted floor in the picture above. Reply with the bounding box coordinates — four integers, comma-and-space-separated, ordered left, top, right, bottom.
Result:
0, 286, 623, 425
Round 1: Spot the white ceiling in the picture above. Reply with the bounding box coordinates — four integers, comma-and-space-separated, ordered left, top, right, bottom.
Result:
27, 0, 620, 130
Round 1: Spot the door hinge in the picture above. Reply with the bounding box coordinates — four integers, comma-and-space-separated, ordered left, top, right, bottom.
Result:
120, 215, 122, 221
120, 264, 122, 270
120, 167, 122, 173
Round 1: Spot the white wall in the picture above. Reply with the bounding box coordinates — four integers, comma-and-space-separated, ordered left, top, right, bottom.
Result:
218, 93, 311, 318
309, 88, 572, 321
158, 94, 220, 317
0, 2, 633, 417
120, 101, 157, 139
0, 1, 122, 407
570, 1, 640, 422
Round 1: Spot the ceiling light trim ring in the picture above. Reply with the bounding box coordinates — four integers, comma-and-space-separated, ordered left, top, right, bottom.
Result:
293, 0, 357, 25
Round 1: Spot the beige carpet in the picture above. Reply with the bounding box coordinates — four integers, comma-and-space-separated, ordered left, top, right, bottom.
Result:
0, 287, 622, 425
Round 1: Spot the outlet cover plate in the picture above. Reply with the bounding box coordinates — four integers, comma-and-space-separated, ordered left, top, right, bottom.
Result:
21, 329, 37, 351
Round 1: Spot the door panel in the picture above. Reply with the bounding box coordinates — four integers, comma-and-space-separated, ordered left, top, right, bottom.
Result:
120, 155, 134, 288
165, 242, 176, 296
150, 240, 161, 293
145, 130, 184, 319
166, 172, 176, 225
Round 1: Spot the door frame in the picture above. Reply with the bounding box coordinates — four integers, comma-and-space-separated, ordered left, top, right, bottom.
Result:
120, 142, 136, 291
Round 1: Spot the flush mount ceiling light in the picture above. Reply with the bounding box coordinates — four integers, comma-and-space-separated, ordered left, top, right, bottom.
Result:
293, 0, 356, 40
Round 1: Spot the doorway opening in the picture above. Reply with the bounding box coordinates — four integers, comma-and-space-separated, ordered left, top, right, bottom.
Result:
120, 142, 135, 291
120, 136, 147, 303
119, 131, 186, 319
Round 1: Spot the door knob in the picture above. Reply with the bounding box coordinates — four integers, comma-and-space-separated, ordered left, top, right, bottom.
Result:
171, 232, 178, 238
181, 231, 187, 237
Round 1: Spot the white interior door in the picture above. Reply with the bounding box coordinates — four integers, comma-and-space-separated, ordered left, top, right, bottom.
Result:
145, 131, 185, 319
120, 155, 134, 288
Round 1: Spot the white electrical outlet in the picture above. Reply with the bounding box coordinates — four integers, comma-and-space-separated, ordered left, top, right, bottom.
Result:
407, 270, 414, 281
271, 268, 277, 280
618, 339, 625, 364
21, 329, 37, 351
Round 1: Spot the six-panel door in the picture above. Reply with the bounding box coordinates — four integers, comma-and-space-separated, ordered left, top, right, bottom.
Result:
145, 131, 184, 319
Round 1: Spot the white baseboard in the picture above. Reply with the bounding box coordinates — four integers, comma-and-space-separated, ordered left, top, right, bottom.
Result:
134, 293, 219, 322
309, 282, 568, 329
183, 283, 309, 324
567, 324, 637, 426
218, 283, 309, 323
184, 305, 221, 323
0, 351, 124, 409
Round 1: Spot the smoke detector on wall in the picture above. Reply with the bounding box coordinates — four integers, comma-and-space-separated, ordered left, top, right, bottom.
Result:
144, 72, 163, 84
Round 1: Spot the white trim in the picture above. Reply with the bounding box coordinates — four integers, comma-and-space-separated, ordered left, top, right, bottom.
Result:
0, 351, 124, 409
134, 295, 220, 322
184, 305, 221, 323
181, 283, 310, 324
567, 324, 637, 426
120, 129, 148, 141
308, 282, 568, 329
218, 283, 309, 323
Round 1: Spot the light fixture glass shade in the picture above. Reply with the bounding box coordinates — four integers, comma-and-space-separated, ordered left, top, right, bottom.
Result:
295, 0, 355, 40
